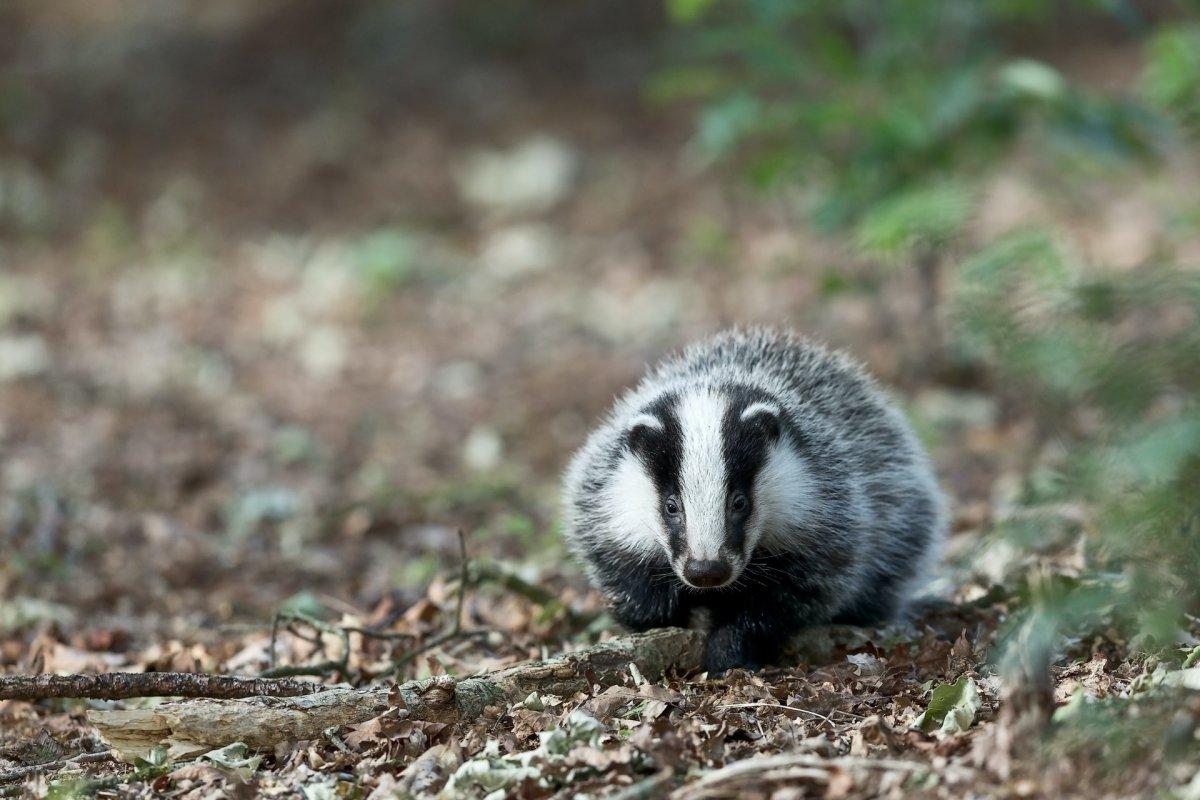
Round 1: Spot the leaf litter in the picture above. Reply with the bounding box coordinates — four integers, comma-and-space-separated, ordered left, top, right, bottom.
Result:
5, 560, 1193, 799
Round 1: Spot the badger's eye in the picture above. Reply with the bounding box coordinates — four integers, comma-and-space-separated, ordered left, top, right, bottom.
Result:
730, 493, 748, 513
663, 496, 682, 517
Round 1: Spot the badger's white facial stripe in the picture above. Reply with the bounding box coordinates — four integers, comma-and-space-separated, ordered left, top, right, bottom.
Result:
752, 436, 815, 550
741, 402, 780, 424
604, 452, 663, 555
677, 390, 729, 561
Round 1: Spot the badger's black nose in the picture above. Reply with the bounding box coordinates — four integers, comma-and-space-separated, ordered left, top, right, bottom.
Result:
684, 559, 732, 588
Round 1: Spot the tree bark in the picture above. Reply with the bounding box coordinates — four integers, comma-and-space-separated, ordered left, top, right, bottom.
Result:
88, 628, 704, 761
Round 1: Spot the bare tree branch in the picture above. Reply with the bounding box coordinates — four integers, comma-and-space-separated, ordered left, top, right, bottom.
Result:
0, 672, 325, 701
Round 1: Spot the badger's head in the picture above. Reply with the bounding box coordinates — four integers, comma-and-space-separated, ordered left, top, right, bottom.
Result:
607, 386, 812, 590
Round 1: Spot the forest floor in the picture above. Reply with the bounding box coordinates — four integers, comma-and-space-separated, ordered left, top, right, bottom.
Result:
3, 5, 1198, 798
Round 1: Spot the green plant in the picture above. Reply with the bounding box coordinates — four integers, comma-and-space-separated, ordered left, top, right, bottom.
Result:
955, 232, 1200, 643
661, 0, 1200, 767
657, 1, 1168, 371
1142, 23, 1200, 136
658, 1, 1156, 224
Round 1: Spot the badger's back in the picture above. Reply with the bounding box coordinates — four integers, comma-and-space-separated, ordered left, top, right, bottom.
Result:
562, 328, 944, 624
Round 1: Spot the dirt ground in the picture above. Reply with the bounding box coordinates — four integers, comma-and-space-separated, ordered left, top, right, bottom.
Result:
2, 4, 1198, 798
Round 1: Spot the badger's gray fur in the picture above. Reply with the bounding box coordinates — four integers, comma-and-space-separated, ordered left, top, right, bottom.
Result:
561, 328, 945, 671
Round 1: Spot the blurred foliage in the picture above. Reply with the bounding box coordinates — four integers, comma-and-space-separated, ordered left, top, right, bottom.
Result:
656, 0, 1169, 234
855, 181, 973, 264
1143, 22, 1200, 135
959, 243, 1200, 642
662, 0, 1200, 761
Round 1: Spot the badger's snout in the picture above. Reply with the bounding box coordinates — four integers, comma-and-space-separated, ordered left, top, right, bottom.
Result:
683, 558, 733, 588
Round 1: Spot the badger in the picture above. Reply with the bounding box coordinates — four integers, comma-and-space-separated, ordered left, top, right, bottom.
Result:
561, 328, 945, 672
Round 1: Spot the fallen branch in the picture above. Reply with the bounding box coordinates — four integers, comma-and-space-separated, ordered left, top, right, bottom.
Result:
0, 751, 114, 786
672, 752, 977, 799
90, 687, 390, 762
89, 627, 705, 760
0, 673, 325, 702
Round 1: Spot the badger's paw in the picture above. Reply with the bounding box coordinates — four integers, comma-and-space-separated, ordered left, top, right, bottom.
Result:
702, 626, 767, 674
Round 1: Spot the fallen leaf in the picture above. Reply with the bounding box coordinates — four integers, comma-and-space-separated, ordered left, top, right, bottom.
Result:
916, 677, 981, 734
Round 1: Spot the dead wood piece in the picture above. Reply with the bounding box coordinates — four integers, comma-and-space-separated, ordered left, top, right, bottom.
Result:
0, 672, 326, 702
89, 627, 705, 760
90, 687, 389, 760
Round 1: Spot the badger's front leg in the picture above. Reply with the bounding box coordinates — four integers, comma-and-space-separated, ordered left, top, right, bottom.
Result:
702, 580, 824, 672
601, 564, 692, 632
703, 605, 797, 672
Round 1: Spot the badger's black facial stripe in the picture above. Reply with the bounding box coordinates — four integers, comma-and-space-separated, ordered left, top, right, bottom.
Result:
626, 395, 686, 558
721, 386, 782, 552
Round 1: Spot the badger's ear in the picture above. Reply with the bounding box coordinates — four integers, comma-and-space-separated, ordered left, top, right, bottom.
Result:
626, 413, 665, 456
740, 402, 781, 443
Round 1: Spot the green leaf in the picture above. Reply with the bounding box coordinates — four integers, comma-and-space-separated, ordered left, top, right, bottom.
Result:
695, 92, 763, 158
666, 0, 718, 24
131, 746, 172, 780
856, 182, 972, 262
1142, 24, 1200, 130
998, 59, 1066, 102
278, 590, 327, 620
1182, 644, 1200, 670
644, 66, 730, 104
1052, 687, 1089, 723
1107, 416, 1200, 489
916, 676, 981, 733
353, 229, 416, 295
46, 777, 109, 800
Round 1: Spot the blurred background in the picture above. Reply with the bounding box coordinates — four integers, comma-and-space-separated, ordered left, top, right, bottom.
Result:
1, 0, 1200, 784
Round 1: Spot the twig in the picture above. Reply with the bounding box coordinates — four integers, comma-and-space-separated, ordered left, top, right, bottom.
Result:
0, 751, 114, 785
452, 528, 468, 635
0, 673, 325, 701
266, 609, 351, 679
267, 531, 474, 681
469, 559, 596, 628
717, 701, 865, 722
258, 661, 346, 680
338, 626, 416, 642
285, 621, 324, 646
672, 752, 977, 799
390, 629, 492, 670
391, 529, 473, 676
323, 726, 353, 755
716, 702, 835, 724
468, 561, 558, 606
